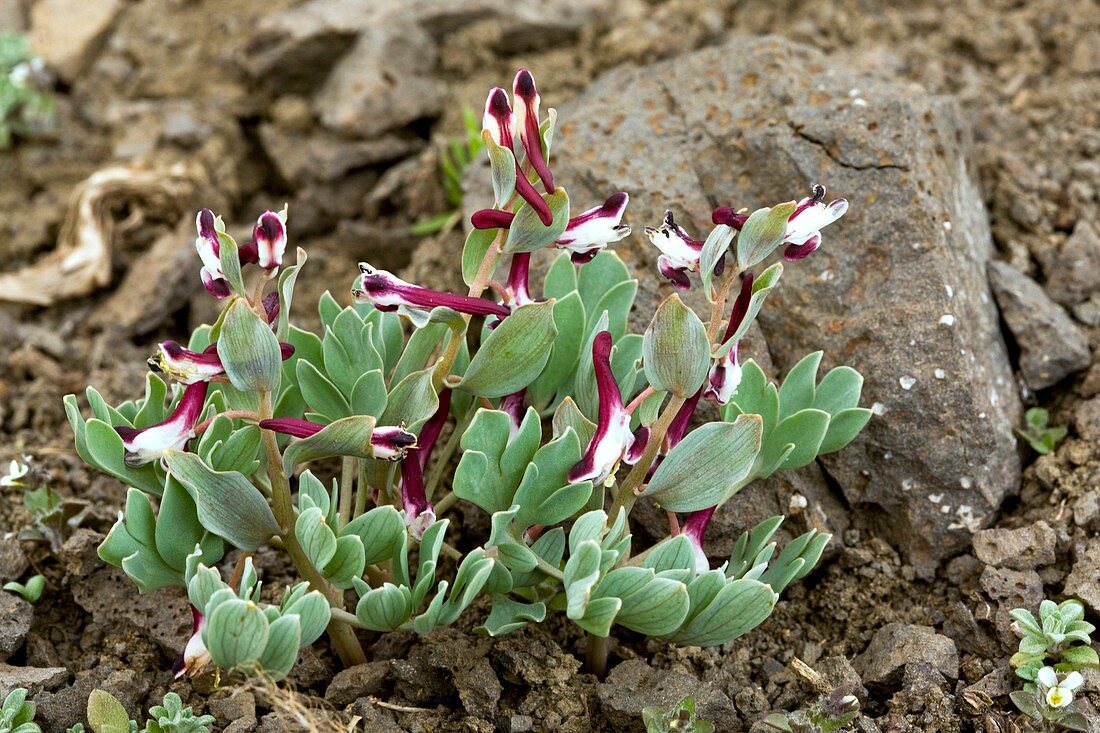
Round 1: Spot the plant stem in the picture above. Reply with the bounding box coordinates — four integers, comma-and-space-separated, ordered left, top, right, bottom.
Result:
433, 490, 458, 516
432, 230, 505, 389
258, 391, 366, 667
585, 634, 610, 680
194, 410, 259, 435
339, 457, 355, 527
533, 553, 564, 581
353, 459, 369, 517
607, 394, 686, 519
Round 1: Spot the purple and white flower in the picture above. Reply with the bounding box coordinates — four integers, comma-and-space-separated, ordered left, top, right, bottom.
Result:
149, 342, 225, 384
253, 207, 288, 270
512, 69, 555, 194
172, 605, 210, 679
114, 381, 208, 467
481, 84, 553, 226
506, 253, 535, 309
258, 417, 417, 461
782, 185, 848, 261
149, 339, 294, 385
194, 208, 263, 298
400, 455, 435, 541
472, 191, 631, 263
1038, 667, 1083, 709
395, 390, 450, 540
353, 263, 511, 322
555, 192, 631, 263
644, 211, 703, 290
568, 331, 643, 486
703, 273, 754, 405
499, 389, 527, 438
680, 506, 716, 575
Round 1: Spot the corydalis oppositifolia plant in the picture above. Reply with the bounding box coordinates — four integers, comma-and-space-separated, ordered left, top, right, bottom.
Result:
65, 68, 867, 681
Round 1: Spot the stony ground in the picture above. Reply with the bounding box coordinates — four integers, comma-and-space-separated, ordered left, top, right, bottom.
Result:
1, 0, 1099, 731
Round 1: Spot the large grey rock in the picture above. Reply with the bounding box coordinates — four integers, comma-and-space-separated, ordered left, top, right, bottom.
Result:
29, 0, 125, 83
248, 0, 617, 140
988, 260, 1091, 389
553, 35, 1022, 573
854, 624, 959, 687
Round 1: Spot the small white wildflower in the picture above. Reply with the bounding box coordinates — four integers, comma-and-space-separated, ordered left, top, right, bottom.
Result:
1037, 667, 1083, 709
0, 460, 30, 487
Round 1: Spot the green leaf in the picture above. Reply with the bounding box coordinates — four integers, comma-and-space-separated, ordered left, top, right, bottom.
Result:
699, 224, 735, 298
478, 596, 547, 637
342, 506, 404, 566
643, 535, 697, 574
759, 408, 830, 474
587, 279, 638, 341
551, 397, 596, 448
528, 290, 585, 408
503, 189, 570, 254
458, 300, 557, 398
282, 589, 330, 645
668, 575, 777, 647
380, 367, 439, 432
736, 202, 796, 268
512, 429, 588, 531
643, 294, 710, 397
350, 369, 388, 418
607, 573, 689, 636
257, 614, 301, 680
163, 451, 280, 551
296, 360, 350, 421
87, 690, 132, 733
217, 231, 248, 298
217, 299, 283, 392
819, 407, 871, 454
778, 352, 822, 420
543, 251, 577, 299
642, 416, 763, 512
155, 477, 213, 572
563, 539, 602, 620
578, 252, 631, 317
205, 598, 270, 668
812, 366, 864, 415
461, 227, 498, 287
484, 131, 517, 209
276, 247, 306, 341
295, 506, 338, 569
574, 597, 621, 637
281, 415, 379, 470
355, 583, 413, 631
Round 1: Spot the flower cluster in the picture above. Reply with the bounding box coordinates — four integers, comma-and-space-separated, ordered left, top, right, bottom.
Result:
64, 67, 869, 684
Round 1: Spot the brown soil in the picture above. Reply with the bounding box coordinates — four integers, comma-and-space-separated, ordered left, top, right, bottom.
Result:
1, 0, 1099, 731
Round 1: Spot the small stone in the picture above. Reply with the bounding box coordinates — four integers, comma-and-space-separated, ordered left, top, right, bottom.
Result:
855, 623, 959, 687
207, 690, 257, 729
0, 592, 32, 662
988, 260, 1091, 390
1073, 493, 1100, 530
325, 661, 391, 707
1064, 538, 1100, 614
0, 535, 28, 581
1045, 221, 1100, 306
598, 660, 736, 729
972, 521, 1056, 570
1074, 396, 1100, 443
508, 714, 534, 732
0, 664, 68, 696
29, 0, 125, 83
